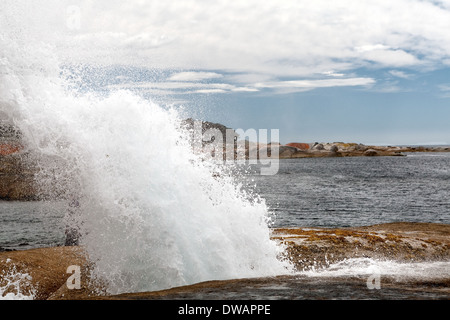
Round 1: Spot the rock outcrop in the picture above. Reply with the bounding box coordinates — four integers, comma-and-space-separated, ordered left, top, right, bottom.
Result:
269, 142, 450, 159
1, 222, 448, 300
0, 153, 38, 201
0, 124, 39, 200
180, 118, 239, 145
286, 143, 310, 151
364, 149, 379, 157
274, 222, 450, 271
2, 121, 450, 200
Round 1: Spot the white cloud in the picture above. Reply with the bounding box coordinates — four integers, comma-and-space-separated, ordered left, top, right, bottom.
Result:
254, 77, 376, 92
224, 73, 274, 85
107, 80, 259, 95
359, 48, 420, 67
322, 71, 345, 77
438, 83, 450, 97
389, 70, 413, 79
372, 84, 405, 93
193, 89, 227, 94
109, 82, 233, 90
123, 33, 173, 49
6, 0, 450, 91
355, 44, 391, 53
108, 76, 374, 95
231, 87, 259, 92
168, 72, 223, 82
438, 84, 450, 91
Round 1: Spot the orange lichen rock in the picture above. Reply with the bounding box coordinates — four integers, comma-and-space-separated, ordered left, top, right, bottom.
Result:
286, 143, 310, 151
0, 144, 23, 156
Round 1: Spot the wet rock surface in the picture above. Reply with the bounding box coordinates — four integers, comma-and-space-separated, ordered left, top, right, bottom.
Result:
274, 222, 450, 271
0, 246, 86, 300
276, 143, 450, 159
0, 153, 38, 201
1, 222, 448, 300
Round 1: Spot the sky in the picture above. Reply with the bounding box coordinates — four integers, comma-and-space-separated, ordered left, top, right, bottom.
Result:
6, 0, 450, 145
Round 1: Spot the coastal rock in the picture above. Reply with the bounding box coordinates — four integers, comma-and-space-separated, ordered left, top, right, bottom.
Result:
180, 118, 239, 147
313, 143, 324, 151
364, 149, 379, 157
352, 144, 368, 152
273, 222, 450, 272
0, 152, 73, 201
1, 122, 449, 200
256, 143, 289, 158
277, 146, 299, 158
286, 143, 310, 151
0, 246, 86, 300
0, 124, 36, 200
2, 222, 447, 300
0, 143, 23, 156
0, 154, 38, 201
329, 145, 339, 153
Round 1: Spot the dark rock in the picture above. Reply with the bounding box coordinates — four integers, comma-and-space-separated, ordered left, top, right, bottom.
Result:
313, 143, 324, 150
278, 146, 300, 158
258, 145, 297, 158
286, 143, 310, 151
180, 118, 239, 144
0, 153, 38, 201
364, 149, 378, 157
354, 144, 368, 151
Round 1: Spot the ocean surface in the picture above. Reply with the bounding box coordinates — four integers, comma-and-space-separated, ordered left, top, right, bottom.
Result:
0, 201, 66, 251
1, 1, 448, 300
246, 152, 450, 228
1, 152, 449, 251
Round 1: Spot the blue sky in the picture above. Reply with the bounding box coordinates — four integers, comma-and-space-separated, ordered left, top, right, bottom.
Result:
6, 0, 450, 145
204, 67, 450, 145
98, 65, 450, 145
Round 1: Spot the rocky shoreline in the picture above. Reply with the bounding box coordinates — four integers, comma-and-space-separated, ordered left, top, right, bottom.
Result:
1, 222, 448, 300
261, 142, 450, 159
2, 121, 450, 201
2, 146, 449, 201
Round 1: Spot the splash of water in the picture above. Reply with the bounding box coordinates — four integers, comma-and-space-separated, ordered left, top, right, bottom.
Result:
0, 2, 292, 295
299, 257, 450, 281
0, 260, 36, 300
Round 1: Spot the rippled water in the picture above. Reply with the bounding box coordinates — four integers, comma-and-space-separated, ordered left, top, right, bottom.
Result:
1, 153, 450, 300
246, 152, 450, 228
0, 201, 66, 251
1, 153, 449, 250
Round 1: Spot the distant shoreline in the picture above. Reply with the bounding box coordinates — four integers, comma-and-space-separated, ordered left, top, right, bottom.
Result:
258, 142, 450, 159
2, 122, 450, 201
1, 143, 450, 201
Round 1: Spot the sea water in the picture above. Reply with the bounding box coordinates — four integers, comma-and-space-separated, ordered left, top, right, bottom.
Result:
2, 154, 450, 252
0, 1, 291, 298
2, 154, 450, 299
247, 153, 450, 228
1, 1, 449, 300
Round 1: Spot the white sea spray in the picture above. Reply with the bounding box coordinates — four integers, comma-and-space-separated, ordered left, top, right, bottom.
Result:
0, 1, 293, 296
0, 260, 36, 300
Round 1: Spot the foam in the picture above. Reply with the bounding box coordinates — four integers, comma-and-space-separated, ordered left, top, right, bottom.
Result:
0, 261, 36, 300
299, 257, 450, 281
0, 1, 292, 295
